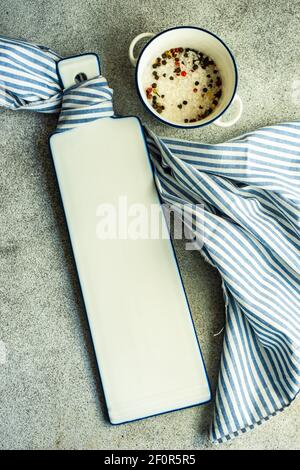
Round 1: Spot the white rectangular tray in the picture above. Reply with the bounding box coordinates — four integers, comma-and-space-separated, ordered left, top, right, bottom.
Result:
49, 116, 210, 423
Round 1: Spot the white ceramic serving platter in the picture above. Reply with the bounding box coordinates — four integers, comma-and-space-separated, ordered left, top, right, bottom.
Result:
49, 57, 210, 424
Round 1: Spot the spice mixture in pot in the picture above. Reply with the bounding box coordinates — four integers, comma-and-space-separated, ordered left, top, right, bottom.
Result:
143, 47, 222, 124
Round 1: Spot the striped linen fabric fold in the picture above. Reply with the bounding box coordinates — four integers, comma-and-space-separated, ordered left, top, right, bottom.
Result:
146, 127, 300, 442
56, 77, 114, 132
0, 36, 299, 443
0, 35, 62, 112
0, 35, 114, 123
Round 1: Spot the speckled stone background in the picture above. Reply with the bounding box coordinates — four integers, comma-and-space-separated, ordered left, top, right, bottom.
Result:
0, 0, 299, 450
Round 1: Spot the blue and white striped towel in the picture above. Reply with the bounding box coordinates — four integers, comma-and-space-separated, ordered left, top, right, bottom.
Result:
0, 35, 299, 443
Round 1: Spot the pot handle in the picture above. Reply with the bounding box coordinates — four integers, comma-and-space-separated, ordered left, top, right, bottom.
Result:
129, 32, 154, 67
213, 94, 243, 128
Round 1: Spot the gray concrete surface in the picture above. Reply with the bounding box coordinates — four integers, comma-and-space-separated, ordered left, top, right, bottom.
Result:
0, 0, 299, 450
